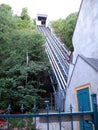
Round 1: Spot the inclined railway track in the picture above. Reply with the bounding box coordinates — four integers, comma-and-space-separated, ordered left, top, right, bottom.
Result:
37, 26, 69, 110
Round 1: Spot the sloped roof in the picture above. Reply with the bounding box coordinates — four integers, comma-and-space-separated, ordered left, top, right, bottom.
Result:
67, 55, 98, 87
80, 55, 98, 72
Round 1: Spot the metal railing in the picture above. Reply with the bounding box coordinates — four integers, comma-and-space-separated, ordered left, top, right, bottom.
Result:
0, 105, 94, 130
0, 94, 97, 130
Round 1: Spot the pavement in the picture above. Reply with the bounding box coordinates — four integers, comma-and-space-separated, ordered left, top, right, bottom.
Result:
35, 109, 71, 130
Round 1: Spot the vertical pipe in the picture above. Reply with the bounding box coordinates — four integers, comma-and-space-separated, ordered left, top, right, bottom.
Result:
51, 93, 53, 110
91, 93, 98, 130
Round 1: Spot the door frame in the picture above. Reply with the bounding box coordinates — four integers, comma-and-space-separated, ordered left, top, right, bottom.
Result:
75, 83, 92, 130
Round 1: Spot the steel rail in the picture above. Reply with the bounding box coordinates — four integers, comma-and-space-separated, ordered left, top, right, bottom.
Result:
37, 26, 69, 91
46, 42, 67, 91
42, 27, 69, 73
40, 26, 68, 74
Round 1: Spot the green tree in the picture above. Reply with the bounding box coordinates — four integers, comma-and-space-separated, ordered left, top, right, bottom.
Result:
51, 19, 65, 38
51, 12, 78, 51
21, 7, 30, 21
0, 4, 50, 111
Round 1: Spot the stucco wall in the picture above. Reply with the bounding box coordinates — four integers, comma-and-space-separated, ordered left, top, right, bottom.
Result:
66, 0, 98, 112
65, 56, 98, 113
66, 1, 98, 129
72, 0, 98, 64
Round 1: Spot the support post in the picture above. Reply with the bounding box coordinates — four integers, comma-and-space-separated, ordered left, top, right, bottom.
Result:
46, 101, 49, 130
50, 93, 53, 110
58, 107, 61, 130
91, 93, 98, 130
7, 104, 11, 130
33, 102, 37, 130
70, 104, 73, 130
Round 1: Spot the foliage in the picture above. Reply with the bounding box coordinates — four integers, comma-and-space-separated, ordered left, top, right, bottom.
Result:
51, 19, 65, 38
10, 117, 33, 129
0, 4, 50, 111
15, 7, 36, 30
21, 7, 30, 21
51, 12, 78, 51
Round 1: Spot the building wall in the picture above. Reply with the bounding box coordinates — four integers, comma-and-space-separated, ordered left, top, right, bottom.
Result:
67, 0, 98, 108
72, 0, 98, 64
66, 1, 98, 129
66, 0, 98, 111
66, 56, 98, 112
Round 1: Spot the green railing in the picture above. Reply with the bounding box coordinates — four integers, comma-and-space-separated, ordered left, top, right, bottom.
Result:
0, 94, 97, 130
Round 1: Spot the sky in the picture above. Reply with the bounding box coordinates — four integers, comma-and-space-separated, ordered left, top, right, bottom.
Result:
0, 0, 82, 20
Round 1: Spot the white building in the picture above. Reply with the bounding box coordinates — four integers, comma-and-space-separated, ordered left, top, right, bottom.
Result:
65, 0, 98, 130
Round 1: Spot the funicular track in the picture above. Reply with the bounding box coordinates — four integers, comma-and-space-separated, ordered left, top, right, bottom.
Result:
37, 26, 69, 111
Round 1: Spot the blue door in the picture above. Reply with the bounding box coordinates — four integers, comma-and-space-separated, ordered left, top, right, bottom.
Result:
77, 88, 93, 130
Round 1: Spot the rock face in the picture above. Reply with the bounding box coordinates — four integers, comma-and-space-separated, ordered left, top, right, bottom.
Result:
72, 0, 98, 64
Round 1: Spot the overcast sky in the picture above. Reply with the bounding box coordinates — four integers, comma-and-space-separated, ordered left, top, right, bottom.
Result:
0, 0, 82, 20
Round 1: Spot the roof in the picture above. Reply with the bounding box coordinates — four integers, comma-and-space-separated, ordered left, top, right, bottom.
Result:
80, 55, 98, 72
37, 14, 48, 17
67, 55, 98, 87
